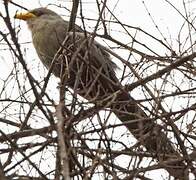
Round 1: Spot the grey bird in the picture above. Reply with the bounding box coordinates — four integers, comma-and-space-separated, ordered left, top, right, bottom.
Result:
15, 8, 186, 178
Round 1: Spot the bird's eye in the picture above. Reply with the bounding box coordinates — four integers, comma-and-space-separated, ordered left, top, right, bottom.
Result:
30, 10, 44, 17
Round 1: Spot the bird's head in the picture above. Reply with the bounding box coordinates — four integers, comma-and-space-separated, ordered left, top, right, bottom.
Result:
14, 8, 61, 20
14, 8, 62, 29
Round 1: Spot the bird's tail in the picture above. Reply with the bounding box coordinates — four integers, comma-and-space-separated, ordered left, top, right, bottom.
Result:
112, 90, 187, 179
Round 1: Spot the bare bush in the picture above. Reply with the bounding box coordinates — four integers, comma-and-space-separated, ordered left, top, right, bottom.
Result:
0, 0, 196, 179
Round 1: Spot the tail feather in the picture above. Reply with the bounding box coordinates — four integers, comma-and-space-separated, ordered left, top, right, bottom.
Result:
113, 90, 187, 179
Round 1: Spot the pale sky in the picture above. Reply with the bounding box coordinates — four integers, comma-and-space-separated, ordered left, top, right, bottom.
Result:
0, 1, 195, 179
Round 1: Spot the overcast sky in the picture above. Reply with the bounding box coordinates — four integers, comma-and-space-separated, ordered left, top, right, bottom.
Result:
1, 0, 195, 89
0, 1, 196, 179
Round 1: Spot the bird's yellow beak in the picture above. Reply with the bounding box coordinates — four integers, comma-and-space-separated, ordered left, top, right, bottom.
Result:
14, 12, 37, 20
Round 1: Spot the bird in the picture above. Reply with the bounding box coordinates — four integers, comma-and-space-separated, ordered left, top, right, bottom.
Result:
14, 8, 185, 178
